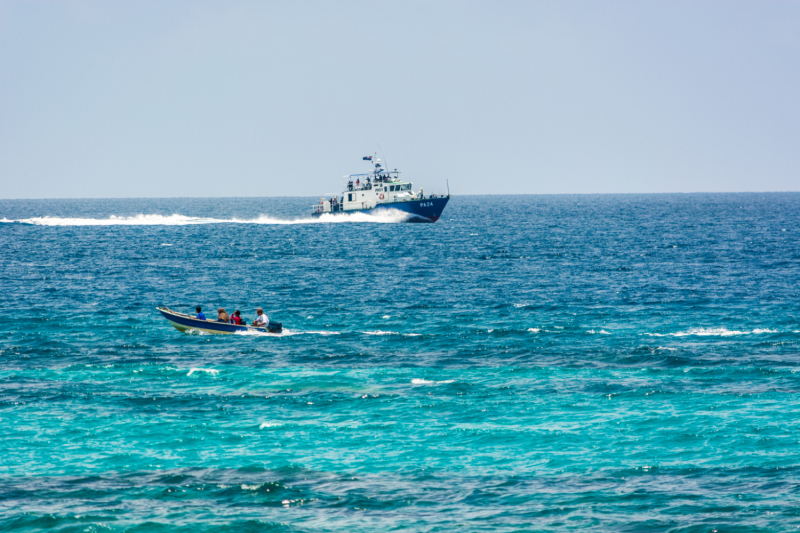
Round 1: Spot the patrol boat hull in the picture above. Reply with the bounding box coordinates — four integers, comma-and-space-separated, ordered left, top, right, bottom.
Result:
157, 307, 282, 334
312, 196, 449, 223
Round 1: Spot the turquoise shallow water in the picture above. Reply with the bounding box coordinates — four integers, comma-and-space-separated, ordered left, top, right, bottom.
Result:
1, 194, 799, 531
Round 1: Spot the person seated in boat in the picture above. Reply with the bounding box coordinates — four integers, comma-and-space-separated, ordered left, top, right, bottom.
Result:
231, 310, 243, 325
252, 308, 269, 327
217, 308, 230, 323
196, 306, 206, 320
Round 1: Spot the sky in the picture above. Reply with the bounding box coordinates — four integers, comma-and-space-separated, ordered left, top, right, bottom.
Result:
0, 0, 798, 199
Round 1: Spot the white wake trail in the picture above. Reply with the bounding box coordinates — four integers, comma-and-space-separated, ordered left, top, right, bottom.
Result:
0, 209, 412, 226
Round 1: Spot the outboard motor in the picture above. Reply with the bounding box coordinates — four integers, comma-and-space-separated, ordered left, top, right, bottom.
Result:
267, 320, 282, 333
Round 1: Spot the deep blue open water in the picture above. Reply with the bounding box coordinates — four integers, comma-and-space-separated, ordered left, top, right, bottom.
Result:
1, 193, 799, 532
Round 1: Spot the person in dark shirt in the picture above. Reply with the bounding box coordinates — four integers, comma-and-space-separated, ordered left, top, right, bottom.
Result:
196, 306, 206, 320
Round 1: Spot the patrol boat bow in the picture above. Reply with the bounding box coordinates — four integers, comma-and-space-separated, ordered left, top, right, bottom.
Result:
310, 156, 450, 222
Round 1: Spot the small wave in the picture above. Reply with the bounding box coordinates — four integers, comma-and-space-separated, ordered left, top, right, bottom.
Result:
259, 422, 282, 429
1, 210, 412, 226
187, 368, 219, 376
527, 328, 540, 333
241, 484, 260, 490
644, 327, 779, 337
673, 327, 747, 337
184, 328, 213, 336
657, 346, 679, 351
364, 330, 399, 335
411, 378, 454, 385
403, 333, 422, 337
587, 329, 611, 334
382, 315, 391, 319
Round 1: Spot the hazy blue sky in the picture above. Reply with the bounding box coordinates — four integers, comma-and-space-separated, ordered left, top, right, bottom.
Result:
1, 1, 798, 198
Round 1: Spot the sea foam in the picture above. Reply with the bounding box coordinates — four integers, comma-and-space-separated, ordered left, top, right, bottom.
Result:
187, 368, 219, 376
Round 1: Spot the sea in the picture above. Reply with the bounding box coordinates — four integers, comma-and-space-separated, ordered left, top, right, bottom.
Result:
1, 193, 799, 532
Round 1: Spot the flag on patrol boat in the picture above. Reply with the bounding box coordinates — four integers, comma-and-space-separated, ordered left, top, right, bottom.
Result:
363, 156, 372, 161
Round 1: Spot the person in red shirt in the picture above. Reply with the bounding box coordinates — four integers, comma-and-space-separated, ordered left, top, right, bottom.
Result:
231, 310, 243, 325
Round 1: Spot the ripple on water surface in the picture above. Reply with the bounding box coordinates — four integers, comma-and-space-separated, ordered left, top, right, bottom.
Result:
1, 194, 800, 531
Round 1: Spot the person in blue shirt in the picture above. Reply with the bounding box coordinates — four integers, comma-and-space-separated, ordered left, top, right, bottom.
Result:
196, 306, 206, 320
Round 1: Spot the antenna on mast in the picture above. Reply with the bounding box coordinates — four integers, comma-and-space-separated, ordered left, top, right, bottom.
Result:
376, 143, 388, 172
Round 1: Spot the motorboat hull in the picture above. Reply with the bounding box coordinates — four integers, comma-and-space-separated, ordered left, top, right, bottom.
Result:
157, 307, 282, 334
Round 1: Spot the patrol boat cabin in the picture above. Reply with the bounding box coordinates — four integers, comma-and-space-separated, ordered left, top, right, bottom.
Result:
311, 157, 450, 223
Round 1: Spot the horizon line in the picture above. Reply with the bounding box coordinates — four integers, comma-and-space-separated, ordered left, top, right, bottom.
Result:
2, 191, 800, 201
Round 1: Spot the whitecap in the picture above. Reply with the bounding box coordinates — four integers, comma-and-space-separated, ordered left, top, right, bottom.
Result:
586, 329, 611, 334
403, 333, 422, 337
364, 330, 398, 335
187, 368, 219, 376
382, 315, 391, 319
527, 328, 540, 333
412, 378, 454, 385
241, 484, 260, 490
672, 327, 747, 337
644, 327, 778, 337
259, 422, 282, 429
